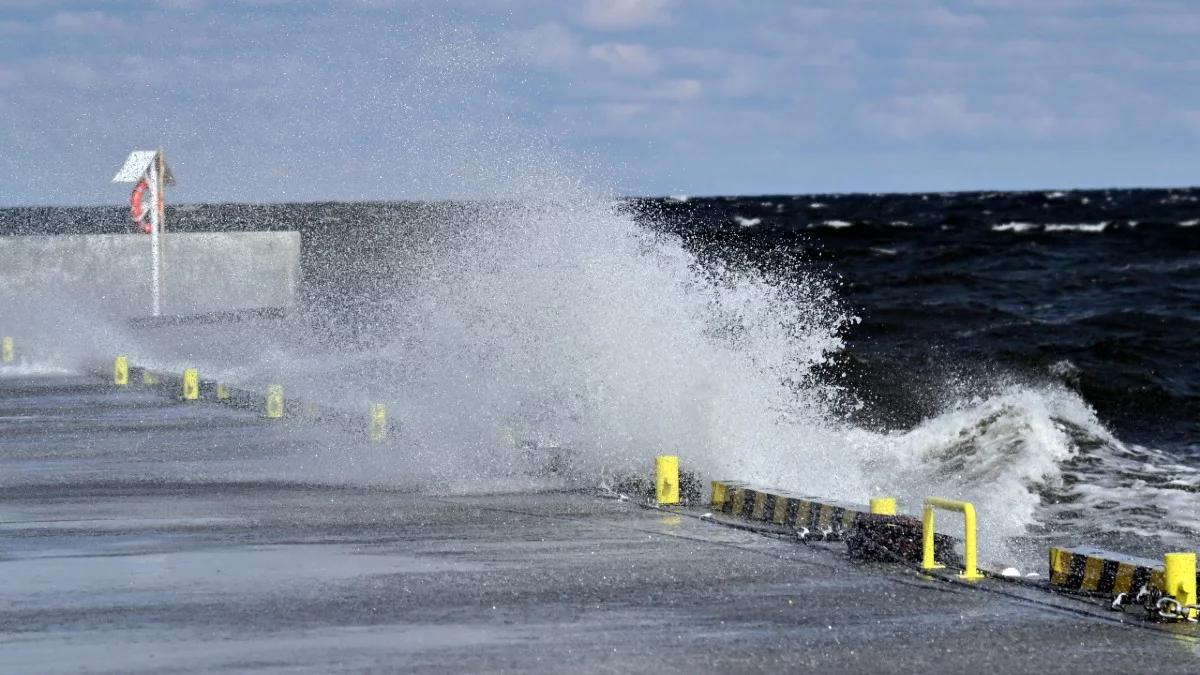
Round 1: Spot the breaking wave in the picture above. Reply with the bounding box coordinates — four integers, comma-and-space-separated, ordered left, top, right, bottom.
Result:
4, 185, 1196, 570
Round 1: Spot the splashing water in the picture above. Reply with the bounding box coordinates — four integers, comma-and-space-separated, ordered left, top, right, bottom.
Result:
6, 177, 1199, 569
325, 191, 854, 489
2, 17, 1196, 571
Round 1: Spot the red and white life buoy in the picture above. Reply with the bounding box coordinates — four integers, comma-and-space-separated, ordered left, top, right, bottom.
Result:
130, 178, 152, 234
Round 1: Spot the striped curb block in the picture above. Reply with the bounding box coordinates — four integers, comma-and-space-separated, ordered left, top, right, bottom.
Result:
709, 479, 958, 565
1049, 546, 1165, 595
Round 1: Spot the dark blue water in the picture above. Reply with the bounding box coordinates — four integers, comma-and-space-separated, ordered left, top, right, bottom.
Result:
3, 188, 1197, 455
639, 188, 1200, 457
2, 188, 1197, 561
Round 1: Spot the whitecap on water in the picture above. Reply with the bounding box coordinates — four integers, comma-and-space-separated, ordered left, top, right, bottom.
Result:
992, 222, 1037, 233
1044, 222, 1108, 233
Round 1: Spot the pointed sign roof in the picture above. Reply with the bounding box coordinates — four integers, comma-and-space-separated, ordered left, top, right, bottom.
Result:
112, 150, 175, 184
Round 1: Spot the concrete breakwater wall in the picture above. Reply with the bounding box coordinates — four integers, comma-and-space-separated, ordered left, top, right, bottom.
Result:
0, 232, 299, 317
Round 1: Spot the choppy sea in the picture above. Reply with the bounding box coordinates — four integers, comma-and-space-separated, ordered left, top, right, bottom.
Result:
2, 186, 1197, 567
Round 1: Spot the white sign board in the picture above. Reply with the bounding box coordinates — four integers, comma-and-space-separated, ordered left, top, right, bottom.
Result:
112, 150, 174, 184
112, 151, 157, 182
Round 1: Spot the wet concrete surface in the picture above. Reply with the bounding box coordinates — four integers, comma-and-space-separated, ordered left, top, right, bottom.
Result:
1, 375, 1198, 673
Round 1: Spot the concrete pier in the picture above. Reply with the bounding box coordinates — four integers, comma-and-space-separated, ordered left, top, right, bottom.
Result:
0, 232, 299, 317
1, 374, 1198, 672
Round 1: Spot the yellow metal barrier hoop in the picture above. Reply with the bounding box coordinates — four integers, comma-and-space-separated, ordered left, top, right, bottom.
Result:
655, 455, 679, 506
370, 403, 387, 442
114, 356, 129, 387
923, 497, 984, 581
266, 384, 284, 419
182, 368, 200, 401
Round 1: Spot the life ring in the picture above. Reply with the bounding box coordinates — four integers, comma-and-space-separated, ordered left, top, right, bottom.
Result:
130, 178, 152, 233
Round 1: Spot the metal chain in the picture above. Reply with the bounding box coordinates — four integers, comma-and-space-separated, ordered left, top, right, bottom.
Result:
1111, 585, 1199, 622
791, 525, 842, 542
1157, 597, 1200, 622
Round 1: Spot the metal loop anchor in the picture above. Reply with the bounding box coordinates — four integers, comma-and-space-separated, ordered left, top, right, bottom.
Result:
1156, 596, 1184, 620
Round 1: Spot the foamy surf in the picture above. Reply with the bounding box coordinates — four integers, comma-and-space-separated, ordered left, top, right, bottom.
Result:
992, 222, 1111, 233
3, 189, 1195, 569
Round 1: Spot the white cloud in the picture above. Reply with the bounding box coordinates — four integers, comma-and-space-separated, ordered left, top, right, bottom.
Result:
1180, 109, 1200, 135
581, 0, 672, 29
914, 5, 986, 30
859, 92, 994, 140
0, 19, 31, 35
45, 10, 126, 35
602, 102, 647, 121
156, 0, 209, 9
46, 60, 105, 88
587, 42, 658, 76
652, 77, 701, 101
505, 22, 580, 68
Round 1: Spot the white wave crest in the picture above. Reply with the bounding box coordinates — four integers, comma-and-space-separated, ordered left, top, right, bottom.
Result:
1044, 222, 1108, 233
993, 222, 1037, 233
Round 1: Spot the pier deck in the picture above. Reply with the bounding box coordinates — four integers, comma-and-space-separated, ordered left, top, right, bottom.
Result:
1, 375, 1196, 673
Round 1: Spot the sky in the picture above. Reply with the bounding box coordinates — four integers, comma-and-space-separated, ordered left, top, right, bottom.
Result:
1, 0, 1198, 206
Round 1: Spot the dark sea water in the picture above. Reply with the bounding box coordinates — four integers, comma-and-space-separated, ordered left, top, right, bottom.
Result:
2, 186, 1197, 563
9, 188, 1193, 448
637, 188, 1200, 452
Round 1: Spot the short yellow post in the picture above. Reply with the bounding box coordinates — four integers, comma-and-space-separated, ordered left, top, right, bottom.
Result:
114, 356, 129, 386
216, 384, 230, 400
870, 497, 897, 516
711, 481, 728, 508
922, 497, 984, 581
655, 455, 679, 505
370, 403, 387, 442
922, 504, 942, 570
266, 384, 284, 419
142, 370, 158, 385
2, 337, 13, 363
1164, 552, 1197, 619
182, 368, 199, 401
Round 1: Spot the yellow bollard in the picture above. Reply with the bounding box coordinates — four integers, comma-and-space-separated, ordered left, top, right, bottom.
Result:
2, 337, 13, 363
922, 504, 944, 571
142, 370, 158, 385
182, 368, 199, 401
216, 383, 230, 401
370, 403, 387, 442
655, 455, 679, 506
114, 356, 129, 387
870, 497, 897, 516
266, 384, 284, 419
922, 497, 984, 581
1164, 552, 1197, 619
711, 481, 728, 509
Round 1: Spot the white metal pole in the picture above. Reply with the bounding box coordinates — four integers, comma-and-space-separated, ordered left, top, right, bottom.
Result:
157, 148, 166, 315
148, 156, 161, 317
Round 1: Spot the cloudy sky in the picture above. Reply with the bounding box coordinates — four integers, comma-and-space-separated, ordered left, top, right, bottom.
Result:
1, 0, 1198, 205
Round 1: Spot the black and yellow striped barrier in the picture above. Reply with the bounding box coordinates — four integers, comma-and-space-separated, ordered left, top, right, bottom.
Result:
712, 479, 873, 536
709, 480, 959, 565
1049, 546, 1164, 595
